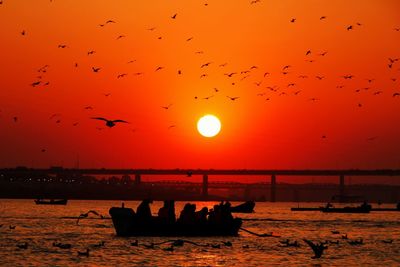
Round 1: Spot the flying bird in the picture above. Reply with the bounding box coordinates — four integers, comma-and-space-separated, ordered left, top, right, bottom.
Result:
171, 13, 177, 19
224, 72, 237, 77
155, 66, 164, 71
393, 92, 400, 97
161, 104, 173, 110
92, 67, 101, 72
227, 96, 239, 101
91, 117, 129, 128
347, 25, 353, 30
31, 81, 41, 87
290, 18, 296, 23
117, 73, 127, 78
76, 210, 104, 225
201, 62, 212, 68
320, 16, 326, 20
303, 239, 328, 259
58, 44, 67, 48
306, 50, 311, 56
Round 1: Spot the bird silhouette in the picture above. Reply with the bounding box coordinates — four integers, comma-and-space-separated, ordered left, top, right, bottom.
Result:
171, 13, 177, 19
306, 50, 311, 56
290, 18, 296, 23
117, 73, 127, 79
116, 35, 125, 40
393, 93, 400, 97
17, 242, 28, 249
77, 248, 90, 257
92, 67, 101, 72
161, 104, 173, 110
224, 72, 237, 77
201, 62, 212, 68
58, 44, 67, 48
31, 81, 41, 87
347, 25, 353, 30
91, 118, 128, 128
227, 96, 239, 101
303, 239, 328, 259
320, 16, 326, 20
155, 66, 164, 71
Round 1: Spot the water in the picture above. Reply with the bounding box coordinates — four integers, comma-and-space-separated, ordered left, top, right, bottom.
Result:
0, 200, 399, 266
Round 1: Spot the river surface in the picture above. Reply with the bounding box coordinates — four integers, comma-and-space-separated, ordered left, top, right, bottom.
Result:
0, 200, 399, 266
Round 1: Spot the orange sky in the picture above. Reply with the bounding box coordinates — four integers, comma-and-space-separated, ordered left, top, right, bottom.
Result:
0, 0, 399, 170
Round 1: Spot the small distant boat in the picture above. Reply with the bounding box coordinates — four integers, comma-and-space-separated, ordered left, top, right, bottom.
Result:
34, 199, 68, 205
230, 201, 255, 213
321, 202, 371, 213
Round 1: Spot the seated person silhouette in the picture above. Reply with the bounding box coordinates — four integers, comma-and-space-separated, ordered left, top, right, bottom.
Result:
136, 199, 153, 224
158, 200, 176, 224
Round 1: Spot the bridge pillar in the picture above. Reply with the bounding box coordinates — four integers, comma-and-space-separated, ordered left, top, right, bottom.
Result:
134, 174, 141, 185
202, 174, 208, 199
339, 174, 345, 202
271, 175, 276, 202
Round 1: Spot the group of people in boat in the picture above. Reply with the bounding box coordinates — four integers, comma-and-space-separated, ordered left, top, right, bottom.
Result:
130, 200, 234, 226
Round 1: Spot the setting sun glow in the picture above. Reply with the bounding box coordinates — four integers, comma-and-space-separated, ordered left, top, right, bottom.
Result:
197, 115, 221, 138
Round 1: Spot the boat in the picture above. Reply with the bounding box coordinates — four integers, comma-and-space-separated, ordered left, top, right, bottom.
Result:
34, 199, 68, 205
321, 203, 371, 213
230, 201, 255, 213
109, 206, 242, 237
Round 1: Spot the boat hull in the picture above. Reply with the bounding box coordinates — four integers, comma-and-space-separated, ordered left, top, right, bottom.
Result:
321, 207, 370, 213
230, 201, 255, 213
109, 207, 242, 237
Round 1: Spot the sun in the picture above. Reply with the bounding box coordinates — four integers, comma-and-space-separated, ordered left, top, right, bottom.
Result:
197, 115, 221, 138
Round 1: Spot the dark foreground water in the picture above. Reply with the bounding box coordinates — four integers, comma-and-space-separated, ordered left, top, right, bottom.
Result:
0, 200, 399, 266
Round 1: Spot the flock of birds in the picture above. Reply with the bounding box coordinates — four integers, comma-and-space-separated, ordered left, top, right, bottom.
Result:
0, 0, 399, 148
0, 213, 396, 260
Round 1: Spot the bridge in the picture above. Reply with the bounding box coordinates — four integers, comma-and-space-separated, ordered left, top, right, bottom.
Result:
2, 168, 400, 201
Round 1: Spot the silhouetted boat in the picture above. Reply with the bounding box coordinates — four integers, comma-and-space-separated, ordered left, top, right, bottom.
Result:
230, 201, 255, 213
34, 199, 68, 205
321, 203, 371, 213
109, 207, 242, 237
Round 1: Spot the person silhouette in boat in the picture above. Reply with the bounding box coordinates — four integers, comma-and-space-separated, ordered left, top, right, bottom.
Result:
195, 207, 208, 225
158, 200, 176, 224
178, 203, 196, 225
136, 199, 153, 223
